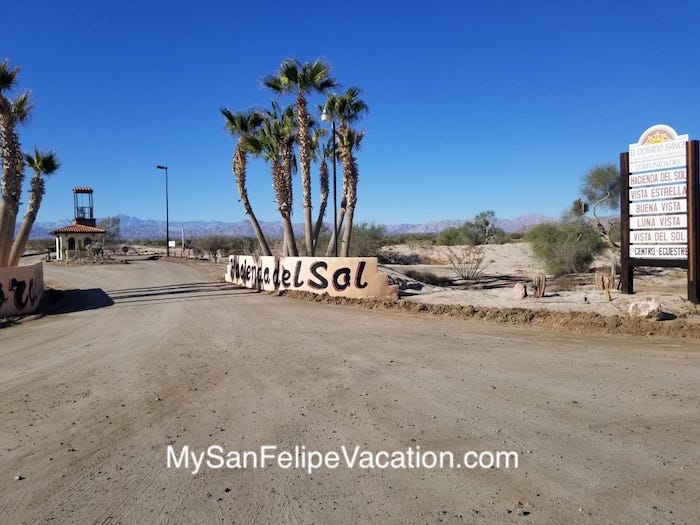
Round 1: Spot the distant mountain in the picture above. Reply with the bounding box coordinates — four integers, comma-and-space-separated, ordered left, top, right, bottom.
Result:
28, 212, 557, 240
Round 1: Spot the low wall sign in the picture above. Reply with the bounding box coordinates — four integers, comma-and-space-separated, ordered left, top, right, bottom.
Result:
0, 262, 45, 317
225, 255, 399, 299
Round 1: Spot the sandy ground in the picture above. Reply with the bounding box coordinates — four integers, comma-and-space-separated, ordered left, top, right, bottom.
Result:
381, 243, 700, 322
0, 259, 698, 523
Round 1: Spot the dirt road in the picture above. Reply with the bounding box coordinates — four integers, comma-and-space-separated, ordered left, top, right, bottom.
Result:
1, 260, 698, 524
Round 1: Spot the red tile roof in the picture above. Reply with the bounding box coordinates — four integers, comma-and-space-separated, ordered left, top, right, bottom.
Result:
50, 224, 106, 234
72, 186, 93, 193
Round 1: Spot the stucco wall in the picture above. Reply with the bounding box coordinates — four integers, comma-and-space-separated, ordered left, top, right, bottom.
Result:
226, 255, 398, 299
0, 262, 45, 317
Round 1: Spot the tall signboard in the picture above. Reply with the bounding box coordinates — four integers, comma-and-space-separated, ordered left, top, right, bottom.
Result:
620, 124, 700, 303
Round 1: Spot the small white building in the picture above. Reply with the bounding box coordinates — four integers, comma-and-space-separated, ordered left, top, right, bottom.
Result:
50, 187, 105, 260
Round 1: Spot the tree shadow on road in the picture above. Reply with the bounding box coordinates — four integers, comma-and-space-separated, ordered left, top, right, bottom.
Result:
106, 281, 256, 306
40, 288, 115, 315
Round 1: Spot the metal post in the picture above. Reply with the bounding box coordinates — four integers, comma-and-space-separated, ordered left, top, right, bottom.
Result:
165, 166, 170, 257
332, 120, 338, 257
157, 165, 170, 257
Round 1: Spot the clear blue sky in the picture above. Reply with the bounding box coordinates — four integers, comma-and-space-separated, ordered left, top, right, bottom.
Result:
4, 0, 700, 226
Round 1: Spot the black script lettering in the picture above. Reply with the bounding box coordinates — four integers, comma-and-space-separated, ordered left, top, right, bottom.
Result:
333, 268, 352, 291
273, 268, 280, 287
355, 261, 368, 289
293, 261, 304, 287
0, 283, 7, 307
308, 261, 328, 289
282, 269, 291, 287
264, 267, 270, 284
9, 278, 28, 310
28, 278, 36, 307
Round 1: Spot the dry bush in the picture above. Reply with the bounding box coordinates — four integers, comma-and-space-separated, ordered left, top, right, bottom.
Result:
403, 269, 451, 287
445, 245, 488, 281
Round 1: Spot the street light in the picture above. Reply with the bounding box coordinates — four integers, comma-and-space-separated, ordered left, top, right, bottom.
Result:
321, 108, 338, 257
156, 165, 170, 257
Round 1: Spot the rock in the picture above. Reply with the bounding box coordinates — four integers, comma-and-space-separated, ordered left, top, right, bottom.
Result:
14, 474, 24, 481
512, 283, 527, 299
628, 297, 663, 320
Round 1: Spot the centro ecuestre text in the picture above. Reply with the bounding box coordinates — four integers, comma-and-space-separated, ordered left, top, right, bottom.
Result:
166, 445, 519, 475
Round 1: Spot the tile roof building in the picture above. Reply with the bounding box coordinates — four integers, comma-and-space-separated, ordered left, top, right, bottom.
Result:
50, 187, 106, 260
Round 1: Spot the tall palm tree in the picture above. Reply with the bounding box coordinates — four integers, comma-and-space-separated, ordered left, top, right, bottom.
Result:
0, 69, 33, 267
221, 108, 272, 256
322, 87, 368, 257
311, 130, 331, 251
8, 149, 60, 266
249, 102, 299, 256
263, 59, 337, 255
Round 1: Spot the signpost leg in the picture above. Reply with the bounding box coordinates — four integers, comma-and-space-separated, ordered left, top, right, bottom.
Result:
620, 152, 633, 294
687, 141, 700, 304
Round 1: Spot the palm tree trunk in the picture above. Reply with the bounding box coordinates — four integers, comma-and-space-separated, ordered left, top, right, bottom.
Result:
0, 125, 23, 267
340, 205, 355, 257
325, 205, 346, 257
9, 198, 40, 266
296, 96, 314, 256
312, 160, 329, 253
283, 215, 298, 256
234, 145, 272, 256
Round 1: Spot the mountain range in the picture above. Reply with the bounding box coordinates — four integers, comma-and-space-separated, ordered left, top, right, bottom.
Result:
28, 213, 557, 240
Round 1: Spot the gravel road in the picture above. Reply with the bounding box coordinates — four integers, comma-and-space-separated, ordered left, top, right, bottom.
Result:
1, 259, 697, 524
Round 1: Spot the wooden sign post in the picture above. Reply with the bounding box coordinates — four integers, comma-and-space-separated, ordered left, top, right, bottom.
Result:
620, 124, 699, 303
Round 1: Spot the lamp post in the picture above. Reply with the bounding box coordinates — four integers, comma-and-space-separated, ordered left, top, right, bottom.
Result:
321, 108, 338, 257
156, 165, 170, 257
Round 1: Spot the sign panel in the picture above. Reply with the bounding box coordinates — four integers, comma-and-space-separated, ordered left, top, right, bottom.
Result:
629, 244, 688, 259
629, 183, 686, 201
629, 168, 686, 187
629, 155, 687, 173
630, 198, 687, 215
630, 229, 687, 244
630, 214, 687, 229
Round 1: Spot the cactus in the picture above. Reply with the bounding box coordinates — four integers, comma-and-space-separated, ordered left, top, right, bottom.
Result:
594, 263, 616, 301
532, 274, 546, 298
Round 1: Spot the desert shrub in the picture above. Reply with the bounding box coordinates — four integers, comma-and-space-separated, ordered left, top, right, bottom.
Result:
382, 233, 437, 245
436, 226, 475, 246
378, 249, 422, 265
403, 269, 451, 286
526, 221, 606, 275
348, 222, 386, 257
445, 245, 488, 280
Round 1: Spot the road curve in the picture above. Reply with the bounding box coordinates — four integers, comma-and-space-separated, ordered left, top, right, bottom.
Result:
0, 259, 697, 524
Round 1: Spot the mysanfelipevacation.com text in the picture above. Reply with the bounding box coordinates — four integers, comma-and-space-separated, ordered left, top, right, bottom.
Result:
167, 445, 519, 475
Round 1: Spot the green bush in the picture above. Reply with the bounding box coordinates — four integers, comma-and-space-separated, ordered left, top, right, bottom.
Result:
526, 221, 606, 275
348, 222, 386, 257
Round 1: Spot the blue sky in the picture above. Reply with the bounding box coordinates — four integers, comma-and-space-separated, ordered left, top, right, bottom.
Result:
4, 0, 699, 226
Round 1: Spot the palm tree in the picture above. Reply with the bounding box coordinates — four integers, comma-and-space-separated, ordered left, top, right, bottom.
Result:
311, 130, 331, 252
8, 149, 60, 266
263, 59, 337, 255
221, 108, 272, 256
0, 62, 33, 267
321, 87, 368, 257
249, 102, 299, 256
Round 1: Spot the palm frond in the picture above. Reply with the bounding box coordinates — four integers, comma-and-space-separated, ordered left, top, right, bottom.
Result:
0, 58, 21, 94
